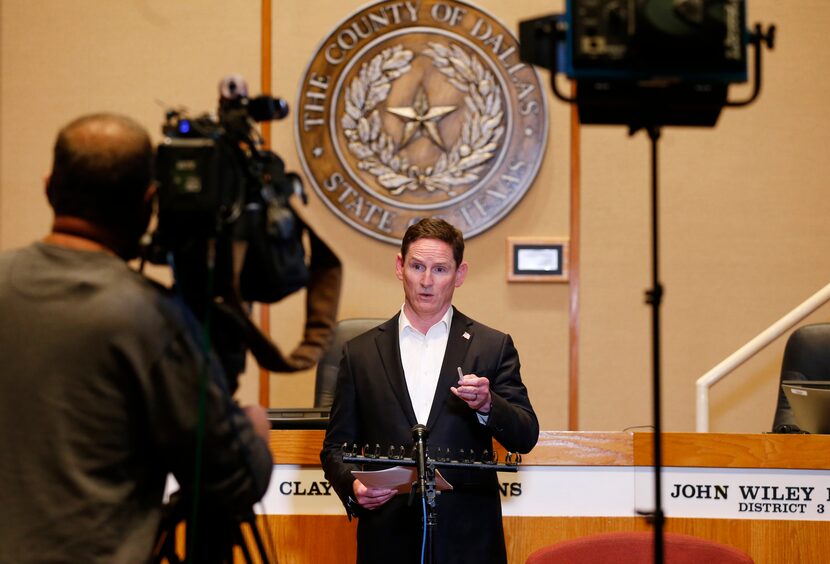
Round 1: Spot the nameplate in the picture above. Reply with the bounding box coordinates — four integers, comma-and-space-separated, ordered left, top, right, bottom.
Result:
255, 464, 830, 521
635, 466, 830, 521
257, 465, 635, 516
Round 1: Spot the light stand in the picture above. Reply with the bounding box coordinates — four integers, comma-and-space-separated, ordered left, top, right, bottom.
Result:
519, 6, 775, 563
633, 124, 666, 560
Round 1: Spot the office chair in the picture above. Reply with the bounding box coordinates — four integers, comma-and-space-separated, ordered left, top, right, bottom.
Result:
525, 532, 753, 564
771, 323, 830, 433
313, 318, 383, 408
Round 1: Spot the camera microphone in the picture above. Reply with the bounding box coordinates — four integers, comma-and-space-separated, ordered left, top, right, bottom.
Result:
218, 74, 249, 101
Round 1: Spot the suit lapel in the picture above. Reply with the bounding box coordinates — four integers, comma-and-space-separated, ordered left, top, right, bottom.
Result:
426, 309, 474, 429
374, 314, 418, 427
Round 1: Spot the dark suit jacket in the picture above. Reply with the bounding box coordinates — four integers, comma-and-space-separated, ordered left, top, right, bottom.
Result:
320, 309, 539, 564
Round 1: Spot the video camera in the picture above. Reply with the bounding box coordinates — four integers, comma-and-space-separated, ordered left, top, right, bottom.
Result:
142, 76, 316, 389
147, 75, 309, 311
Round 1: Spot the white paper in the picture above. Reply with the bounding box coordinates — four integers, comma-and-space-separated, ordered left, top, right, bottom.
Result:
351, 466, 453, 495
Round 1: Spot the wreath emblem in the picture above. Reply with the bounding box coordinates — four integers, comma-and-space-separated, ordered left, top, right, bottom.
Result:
341, 42, 505, 197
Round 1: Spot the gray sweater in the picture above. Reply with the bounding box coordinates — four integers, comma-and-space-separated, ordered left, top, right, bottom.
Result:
0, 243, 272, 563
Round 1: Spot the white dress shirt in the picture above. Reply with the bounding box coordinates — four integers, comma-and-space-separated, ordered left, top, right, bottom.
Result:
398, 306, 453, 425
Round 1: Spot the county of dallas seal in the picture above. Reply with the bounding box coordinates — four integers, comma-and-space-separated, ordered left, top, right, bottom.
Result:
295, 0, 548, 243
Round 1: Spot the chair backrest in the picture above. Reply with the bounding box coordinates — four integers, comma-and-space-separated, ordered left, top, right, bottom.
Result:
772, 322, 830, 432
525, 532, 753, 564
314, 318, 383, 408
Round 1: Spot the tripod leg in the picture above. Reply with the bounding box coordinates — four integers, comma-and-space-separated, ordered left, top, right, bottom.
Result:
231, 514, 271, 564
152, 526, 183, 564
152, 495, 186, 564
246, 516, 270, 562
233, 526, 255, 564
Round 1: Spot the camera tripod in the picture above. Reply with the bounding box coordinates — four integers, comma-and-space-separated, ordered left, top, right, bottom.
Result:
152, 492, 271, 564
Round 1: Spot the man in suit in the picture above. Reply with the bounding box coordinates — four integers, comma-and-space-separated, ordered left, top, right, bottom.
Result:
320, 218, 539, 564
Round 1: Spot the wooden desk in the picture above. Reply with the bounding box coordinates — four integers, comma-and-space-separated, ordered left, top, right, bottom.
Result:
255, 431, 830, 563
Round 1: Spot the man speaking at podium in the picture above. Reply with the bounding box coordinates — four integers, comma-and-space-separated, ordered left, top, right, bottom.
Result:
0, 113, 273, 563
321, 218, 539, 564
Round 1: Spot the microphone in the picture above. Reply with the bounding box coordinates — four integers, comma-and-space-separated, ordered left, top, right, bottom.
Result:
412, 424, 428, 491
218, 74, 249, 101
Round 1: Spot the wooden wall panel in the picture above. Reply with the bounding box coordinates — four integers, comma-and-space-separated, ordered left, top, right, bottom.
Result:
262, 430, 830, 563
247, 515, 830, 564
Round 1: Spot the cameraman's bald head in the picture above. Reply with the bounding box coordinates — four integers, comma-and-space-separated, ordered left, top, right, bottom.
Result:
46, 113, 154, 257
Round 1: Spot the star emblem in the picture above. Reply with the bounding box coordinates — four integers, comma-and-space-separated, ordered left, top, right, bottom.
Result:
386, 86, 457, 150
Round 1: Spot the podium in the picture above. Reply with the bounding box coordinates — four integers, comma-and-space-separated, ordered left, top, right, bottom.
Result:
256, 430, 830, 563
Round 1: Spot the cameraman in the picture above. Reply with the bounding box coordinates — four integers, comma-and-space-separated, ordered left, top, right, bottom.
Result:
0, 113, 273, 563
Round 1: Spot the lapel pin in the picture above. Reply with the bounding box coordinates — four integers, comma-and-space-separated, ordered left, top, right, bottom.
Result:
462, 332, 471, 340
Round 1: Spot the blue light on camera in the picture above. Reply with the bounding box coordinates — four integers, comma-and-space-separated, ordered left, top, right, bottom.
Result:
178, 120, 192, 134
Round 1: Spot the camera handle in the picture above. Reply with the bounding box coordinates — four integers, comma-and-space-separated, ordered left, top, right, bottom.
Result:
209, 216, 342, 375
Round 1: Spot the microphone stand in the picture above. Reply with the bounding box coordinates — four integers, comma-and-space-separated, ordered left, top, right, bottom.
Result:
412, 424, 436, 564
343, 431, 520, 564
